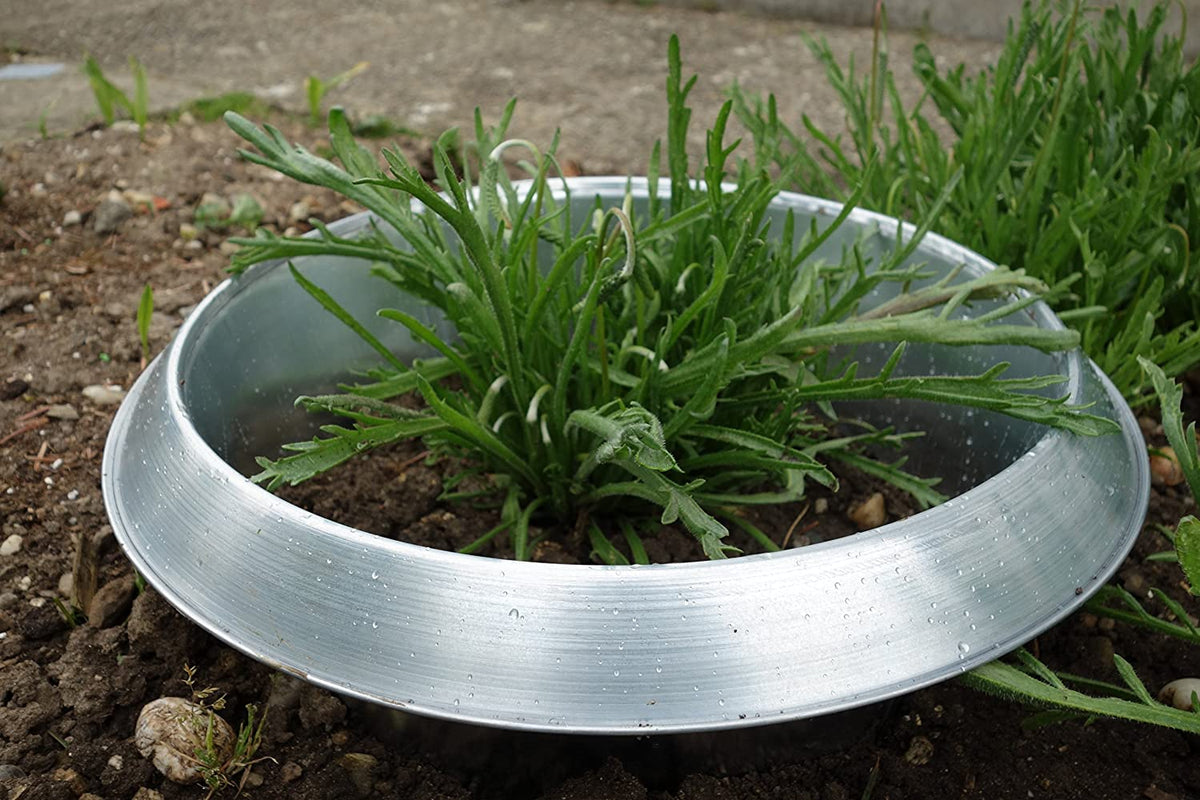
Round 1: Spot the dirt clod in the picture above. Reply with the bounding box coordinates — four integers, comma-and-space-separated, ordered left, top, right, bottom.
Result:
86, 576, 135, 628
299, 686, 347, 731
339, 752, 379, 797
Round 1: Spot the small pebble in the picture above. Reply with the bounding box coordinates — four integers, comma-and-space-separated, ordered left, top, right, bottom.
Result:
1, 378, 29, 400
93, 197, 133, 234
58, 573, 74, 596
1159, 678, 1200, 710
280, 761, 303, 782
244, 772, 264, 788
1150, 447, 1185, 487
123, 189, 156, 210
904, 735, 934, 765
0, 534, 21, 557
107, 754, 124, 770
46, 404, 79, 420
1121, 569, 1148, 596
814, 497, 829, 514
848, 492, 886, 530
0, 764, 26, 782
288, 200, 311, 224
136, 697, 234, 784
178, 222, 199, 240
63, 210, 83, 227
83, 384, 126, 405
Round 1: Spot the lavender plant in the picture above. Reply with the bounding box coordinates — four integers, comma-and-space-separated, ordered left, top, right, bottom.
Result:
223, 37, 1112, 562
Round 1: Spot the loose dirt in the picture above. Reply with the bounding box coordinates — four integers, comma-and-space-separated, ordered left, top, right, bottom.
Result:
3, 117, 1200, 799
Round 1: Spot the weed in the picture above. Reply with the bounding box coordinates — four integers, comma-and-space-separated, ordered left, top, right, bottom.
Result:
194, 193, 263, 232
226, 36, 1111, 562
82, 55, 150, 139
305, 61, 369, 126
351, 113, 420, 139
137, 283, 154, 369
180, 664, 272, 796
179, 92, 268, 123
52, 596, 82, 627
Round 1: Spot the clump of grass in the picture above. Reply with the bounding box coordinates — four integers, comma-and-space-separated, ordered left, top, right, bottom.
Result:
732, 0, 1200, 403
305, 61, 369, 126
178, 91, 269, 123
180, 664, 271, 797
82, 55, 149, 139
224, 36, 1112, 562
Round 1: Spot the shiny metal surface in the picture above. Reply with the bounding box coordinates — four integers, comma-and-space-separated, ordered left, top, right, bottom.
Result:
102, 178, 1148, 733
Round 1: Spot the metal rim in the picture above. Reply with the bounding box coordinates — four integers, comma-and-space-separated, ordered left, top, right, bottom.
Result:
102, 178, 1148, 733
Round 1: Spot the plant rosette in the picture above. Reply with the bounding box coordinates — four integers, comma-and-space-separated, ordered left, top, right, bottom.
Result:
102, 174, 1147, 733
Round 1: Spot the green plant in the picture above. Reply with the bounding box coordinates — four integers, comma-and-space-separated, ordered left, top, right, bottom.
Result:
179, 91, 268, 123
223, 36, 1112, 563
965, 357, 1200, 729
137, 283, 154, 368
351, 113, 420, 140
731, 0, 1200, 404
304, 61, 369, 126
82, 55, 150, 139
52, 596, 82, 627
194, 193, 263, 232
180, 665, 271, 796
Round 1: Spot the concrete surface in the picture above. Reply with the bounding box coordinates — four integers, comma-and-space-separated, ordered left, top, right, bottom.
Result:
0, 0, 1006, 171
651, 0, 1198, 56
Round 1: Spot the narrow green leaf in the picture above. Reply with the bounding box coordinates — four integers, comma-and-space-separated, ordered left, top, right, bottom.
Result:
289, 264, 406, 370
136, 283, 154, 364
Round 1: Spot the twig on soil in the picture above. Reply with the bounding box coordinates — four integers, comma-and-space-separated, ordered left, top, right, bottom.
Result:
16, 405, 51, 422
26, 440, 50, 470
394, 449, 432, 475
780, 503, 810, 549
1, 408, 50, 446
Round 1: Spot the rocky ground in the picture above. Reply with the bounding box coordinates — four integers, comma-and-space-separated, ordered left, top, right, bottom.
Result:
2, 113, 1200, 800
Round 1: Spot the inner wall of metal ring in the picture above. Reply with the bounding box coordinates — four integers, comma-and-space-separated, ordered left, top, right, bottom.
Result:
182, 191, 1061, 491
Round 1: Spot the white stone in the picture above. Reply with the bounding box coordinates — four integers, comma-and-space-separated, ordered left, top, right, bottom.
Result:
82, 384, 126, 405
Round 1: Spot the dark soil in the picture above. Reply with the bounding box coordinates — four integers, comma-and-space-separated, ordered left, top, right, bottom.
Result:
3, 117, 1200, 800
273, 431, 909, 563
